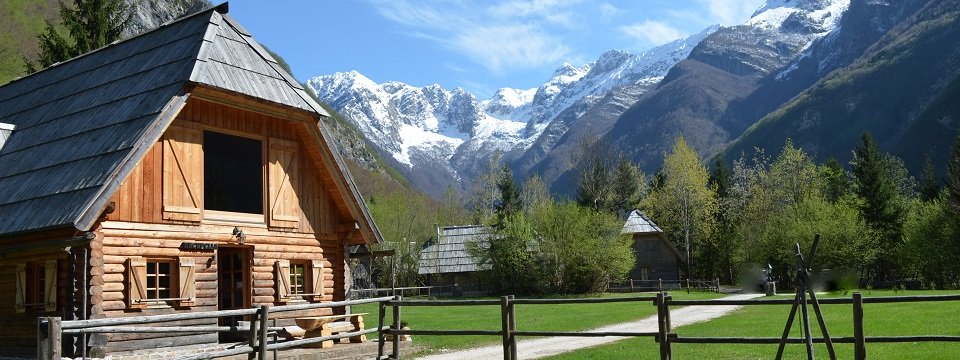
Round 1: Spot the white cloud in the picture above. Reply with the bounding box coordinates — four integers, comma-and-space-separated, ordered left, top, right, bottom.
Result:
598, 3, 621, 22
370, 0, 576, 73
696, 0, 765, 26
620, 20, 684, 47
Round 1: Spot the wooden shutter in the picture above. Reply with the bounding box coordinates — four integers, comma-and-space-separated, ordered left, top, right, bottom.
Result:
268, 138, 300, 228
178, 259, 196, 307
311, 259, 325, 301
14, 264, 25, 313
44, 260, 57, 312
162, 124, 203, 222
127, 258, 147, 309
275, 260, 291, 302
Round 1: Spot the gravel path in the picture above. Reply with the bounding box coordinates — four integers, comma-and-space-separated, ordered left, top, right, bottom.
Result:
414, 293, 763, 360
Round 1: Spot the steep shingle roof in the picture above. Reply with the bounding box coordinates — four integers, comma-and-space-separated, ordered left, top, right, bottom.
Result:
418, 225, 493, 275
0, 3, 381, 242
621, 209, 664, 234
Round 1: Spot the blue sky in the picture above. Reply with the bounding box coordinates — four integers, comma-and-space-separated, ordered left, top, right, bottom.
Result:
227, 0, 764, 98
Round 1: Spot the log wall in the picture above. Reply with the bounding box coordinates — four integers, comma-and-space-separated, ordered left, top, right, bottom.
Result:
91, 99, 355, 354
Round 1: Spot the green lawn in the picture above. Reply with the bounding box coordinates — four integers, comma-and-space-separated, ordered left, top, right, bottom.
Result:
353, 291, 724, 354
546, 290, 960, 359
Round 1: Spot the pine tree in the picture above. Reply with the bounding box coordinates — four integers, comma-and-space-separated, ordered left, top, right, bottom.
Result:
919, 155, 941, 202
948, 130, 960, 215
852, 133, 906, 280
610, 157, 646, 213
495, 165, 522, 225
27, 0, 132, 71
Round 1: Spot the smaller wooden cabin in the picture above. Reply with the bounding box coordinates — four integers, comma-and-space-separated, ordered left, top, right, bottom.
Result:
0, 3, 382, 357
621, 210, 682, 282
418, 225, 492, 296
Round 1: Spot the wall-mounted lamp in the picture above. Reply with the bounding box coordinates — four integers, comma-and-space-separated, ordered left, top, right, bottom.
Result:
232, 227, 246, 244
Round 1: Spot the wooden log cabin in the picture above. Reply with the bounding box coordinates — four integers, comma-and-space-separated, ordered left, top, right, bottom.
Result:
0, 3, 383, 357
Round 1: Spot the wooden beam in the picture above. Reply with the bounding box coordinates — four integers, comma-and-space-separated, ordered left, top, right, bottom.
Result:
190, 85, 315, 123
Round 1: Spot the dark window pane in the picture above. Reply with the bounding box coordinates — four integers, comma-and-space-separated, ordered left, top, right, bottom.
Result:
147, 276, 155, 288
159, 289, 170, 298
159, 262, 169, 273
159, 276, 169, 288
204, 131, 263, 214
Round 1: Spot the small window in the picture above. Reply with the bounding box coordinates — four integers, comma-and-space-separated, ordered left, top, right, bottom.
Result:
640, 266, 650, 281
26, 264, 45, 309
204, 131, 263, 214
289, 261, 307, 295
146, 260, 175, 300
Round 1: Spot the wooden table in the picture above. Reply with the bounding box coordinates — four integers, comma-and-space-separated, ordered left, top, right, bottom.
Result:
294, 313, 368, 348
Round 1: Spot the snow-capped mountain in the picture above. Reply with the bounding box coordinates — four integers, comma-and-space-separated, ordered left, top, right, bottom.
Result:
308, 0, 850, 196
309, 27, 717, 195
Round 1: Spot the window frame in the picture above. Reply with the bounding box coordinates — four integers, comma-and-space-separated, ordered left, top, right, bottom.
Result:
289, 260, 308, 296
144, 259, 177, 301
200, 127, 267, 224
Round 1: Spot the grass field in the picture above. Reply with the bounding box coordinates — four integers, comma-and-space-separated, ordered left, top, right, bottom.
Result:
546, 290, 960, 359
353, 291, 724, 354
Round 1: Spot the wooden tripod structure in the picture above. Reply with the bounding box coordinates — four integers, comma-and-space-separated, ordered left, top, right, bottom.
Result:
774, 234, 837, 360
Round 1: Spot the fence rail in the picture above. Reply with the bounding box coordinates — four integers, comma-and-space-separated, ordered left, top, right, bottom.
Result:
608, 278, 720, 293
37, 292, 960, 360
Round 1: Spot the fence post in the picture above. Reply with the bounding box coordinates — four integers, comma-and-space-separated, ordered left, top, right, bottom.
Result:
630, 279, 634, 290
853, 292, 866, 360
659, 278, 663, 292
686, 279, 690, 294
378, 299, 387, 359
393, 295, 402, 359
508, 295, 518, 360
500, 296, 511, 360
656, 292, 672, 360
37, 317, 61, 360
258, 305, 269, 360
716, 278, 720, 293
247, 307, 259, 360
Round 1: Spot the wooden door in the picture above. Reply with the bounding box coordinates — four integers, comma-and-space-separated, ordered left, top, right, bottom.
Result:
217, 247, 250, 342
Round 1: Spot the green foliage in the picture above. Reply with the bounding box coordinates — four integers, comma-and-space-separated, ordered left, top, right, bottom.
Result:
820, 158, 850, 203
645, 137, 717, 278
574, 140, 647, 214
902, 197, 960, 289
530, 202, 635, 293
520, 175, 550, 214
0, 0, 61, 83
27, 0, 132, 71
474, 213, 538, 294
495, 165, 522, 223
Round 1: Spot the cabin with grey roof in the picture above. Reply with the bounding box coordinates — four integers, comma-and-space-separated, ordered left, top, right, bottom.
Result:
621, 209, 682, 283
0, 3, 382, 357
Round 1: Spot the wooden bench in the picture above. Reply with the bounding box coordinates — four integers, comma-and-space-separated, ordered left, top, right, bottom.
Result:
294, 313, 368, 348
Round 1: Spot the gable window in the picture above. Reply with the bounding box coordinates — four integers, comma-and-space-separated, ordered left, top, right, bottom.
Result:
204, 131, 263, 214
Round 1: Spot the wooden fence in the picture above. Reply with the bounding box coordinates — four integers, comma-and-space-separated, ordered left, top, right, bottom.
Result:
608, 278, 720, 293
37, 292, 960, 359
378, 291, 960, 360
37, 296, 393, 360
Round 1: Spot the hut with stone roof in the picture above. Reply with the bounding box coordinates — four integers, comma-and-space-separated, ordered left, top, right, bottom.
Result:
0, 3, 381, 357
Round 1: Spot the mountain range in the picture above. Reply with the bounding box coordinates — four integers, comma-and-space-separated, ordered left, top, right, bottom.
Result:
309, 0, 958, 197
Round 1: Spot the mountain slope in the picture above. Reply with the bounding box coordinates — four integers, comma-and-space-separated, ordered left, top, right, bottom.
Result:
587, 0, 848, 181
726, 0, 959, 174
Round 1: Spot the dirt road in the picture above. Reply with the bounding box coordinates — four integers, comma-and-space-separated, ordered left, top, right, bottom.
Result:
414, 293, 763, 360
